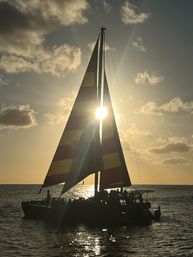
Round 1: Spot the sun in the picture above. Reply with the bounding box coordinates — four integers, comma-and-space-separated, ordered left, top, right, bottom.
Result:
95, 106, 107, 120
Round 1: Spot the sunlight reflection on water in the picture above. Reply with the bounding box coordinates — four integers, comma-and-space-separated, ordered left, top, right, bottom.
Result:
94, 238, 100, 256
50, 184, 94, 200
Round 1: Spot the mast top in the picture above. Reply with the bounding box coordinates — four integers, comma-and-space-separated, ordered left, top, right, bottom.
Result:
100, 26, 106, 34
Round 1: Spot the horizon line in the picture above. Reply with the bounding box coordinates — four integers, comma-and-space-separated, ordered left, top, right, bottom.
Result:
0, 183, 193, 186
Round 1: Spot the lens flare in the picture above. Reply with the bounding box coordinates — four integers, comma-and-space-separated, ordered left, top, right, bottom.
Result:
95, 106, 107, 120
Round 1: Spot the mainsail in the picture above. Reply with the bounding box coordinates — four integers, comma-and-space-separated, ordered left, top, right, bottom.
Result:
42, 27, 131, 195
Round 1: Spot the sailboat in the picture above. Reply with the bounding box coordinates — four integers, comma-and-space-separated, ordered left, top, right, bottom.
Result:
22, 27, 161, 226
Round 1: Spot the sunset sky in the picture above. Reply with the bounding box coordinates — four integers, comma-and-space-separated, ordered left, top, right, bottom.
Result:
0, 0, 193, 185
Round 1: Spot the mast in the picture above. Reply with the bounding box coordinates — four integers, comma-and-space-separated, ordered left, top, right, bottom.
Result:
94, 26, 106, 196
98, 26, 106, 99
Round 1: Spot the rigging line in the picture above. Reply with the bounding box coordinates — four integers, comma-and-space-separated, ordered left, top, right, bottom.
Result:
38, 186, 42, 194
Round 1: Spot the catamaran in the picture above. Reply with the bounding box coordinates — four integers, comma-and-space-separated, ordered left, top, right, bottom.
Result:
22, 27, 161, 226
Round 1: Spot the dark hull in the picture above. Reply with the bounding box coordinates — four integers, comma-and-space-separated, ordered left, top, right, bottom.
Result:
22, 200, 154, 226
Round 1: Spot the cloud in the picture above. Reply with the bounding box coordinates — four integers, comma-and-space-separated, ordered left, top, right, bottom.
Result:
119, 129, 132, 151
45, 89, 77, 125
119, 125, 151, 153
0, 0, 89, 76
0, 1, 42, 58
139, 101, 163, 116
0, 55, 37, 74
139, 97, 193, 116
101, 0, 112, 13
18, 0, 89, 26
163, 158, 189, 165
150, 142, 192, 154
134, 71, 163, 86
0, 0, 89, 56
132, 37, 146, 52
45, 112, 66, 126
45, 104, 70, 126
160, 97, 193, 114
0, 74, 8, 88
57, 89, 77, 108
38, 45, 81, 77
120, 1, 150, 24
0, 105, 37, 129
127, 123, 152, 136
0, 44, 81, 77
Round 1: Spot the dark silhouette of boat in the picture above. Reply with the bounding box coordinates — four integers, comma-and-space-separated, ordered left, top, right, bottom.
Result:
22, 27, 161, 226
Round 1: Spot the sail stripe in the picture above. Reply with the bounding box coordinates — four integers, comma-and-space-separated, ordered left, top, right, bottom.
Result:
101, 138, 117, 154
102, 152, 121, 170
71, 101, 96, 115
65, 115, 91, 131
47, 159, 72, 175
81, 72, 95, 87
44, 173, 68, 187
53, 141, 99, 161
53, 145, 76, 161
76, 87, 97, 101
102, 123, 114, 139
59, 130, 83, 145
100, 167, 124, 187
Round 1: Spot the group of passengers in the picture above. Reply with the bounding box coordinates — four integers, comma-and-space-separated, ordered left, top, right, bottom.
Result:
46, 188, 145, 208
95, 188, 144, 205
43, 189, 160, 220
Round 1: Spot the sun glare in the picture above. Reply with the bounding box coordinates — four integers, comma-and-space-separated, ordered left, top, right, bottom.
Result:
95, 106, 107, 120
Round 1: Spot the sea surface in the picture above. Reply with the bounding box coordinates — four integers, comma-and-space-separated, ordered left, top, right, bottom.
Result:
0, 185, 193, 257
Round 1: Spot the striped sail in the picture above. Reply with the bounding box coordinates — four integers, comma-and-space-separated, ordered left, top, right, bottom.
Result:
100, 73, 131, 189
42, 30, 131, 194
42, 37, 102, 190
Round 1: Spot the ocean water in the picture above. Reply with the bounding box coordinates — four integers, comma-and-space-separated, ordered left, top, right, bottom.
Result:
0, 185, 193, 257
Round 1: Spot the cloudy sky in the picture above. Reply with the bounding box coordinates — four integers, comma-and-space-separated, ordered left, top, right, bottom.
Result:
0, 0, 193, 185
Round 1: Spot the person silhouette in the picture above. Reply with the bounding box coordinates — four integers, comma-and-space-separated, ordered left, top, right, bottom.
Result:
154, 207, 161, 221
46, 190, 51, 206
